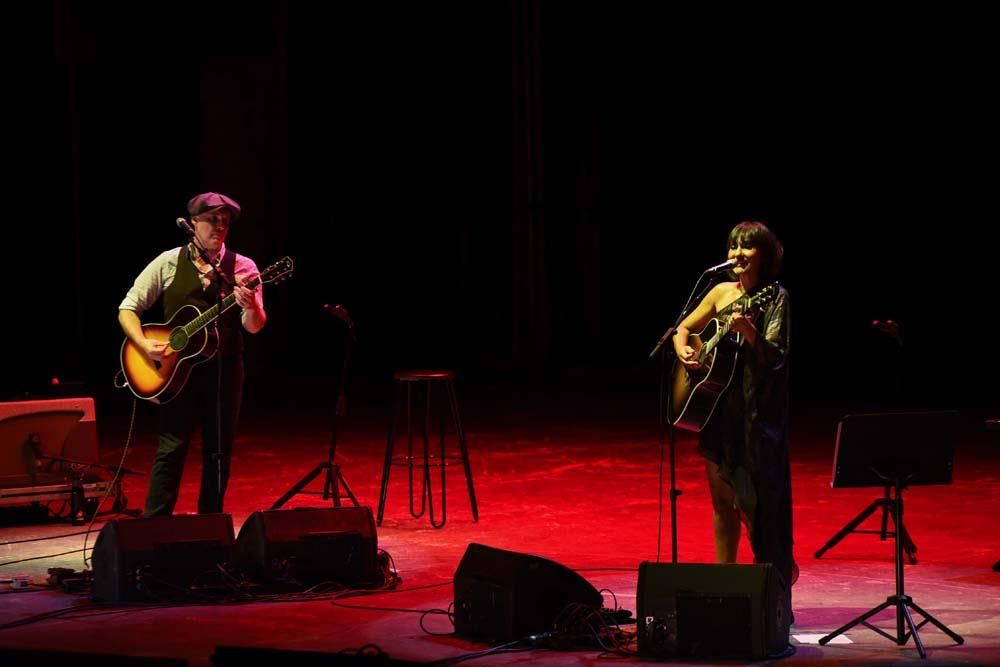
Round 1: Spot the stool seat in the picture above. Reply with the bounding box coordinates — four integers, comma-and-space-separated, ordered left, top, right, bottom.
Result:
394, 369, 456, 382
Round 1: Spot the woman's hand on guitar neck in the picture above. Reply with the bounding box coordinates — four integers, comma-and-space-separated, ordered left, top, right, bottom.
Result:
727, 304, 758, 346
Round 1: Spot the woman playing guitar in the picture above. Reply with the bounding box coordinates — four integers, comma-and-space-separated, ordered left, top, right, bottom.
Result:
672, 221, 796, 617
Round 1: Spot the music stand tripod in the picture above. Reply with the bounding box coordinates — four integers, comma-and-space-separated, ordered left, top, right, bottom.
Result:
271, 305, 359, 509
816, 319, 917, 564
814, 484, 918, 564
819, 411, 964, 659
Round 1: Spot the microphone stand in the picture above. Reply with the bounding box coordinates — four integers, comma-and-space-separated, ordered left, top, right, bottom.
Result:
648, 273, 718, 563
188, 234, 237, 510
271, 305, 359, 509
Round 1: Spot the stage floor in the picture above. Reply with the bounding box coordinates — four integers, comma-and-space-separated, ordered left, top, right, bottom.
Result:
1, 393, 998, 665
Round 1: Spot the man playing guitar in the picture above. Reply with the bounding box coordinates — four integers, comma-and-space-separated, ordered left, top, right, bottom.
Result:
118, 192, 266, 517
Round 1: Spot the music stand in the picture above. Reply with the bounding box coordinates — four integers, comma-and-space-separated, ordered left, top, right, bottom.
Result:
816, 320, 916, 564
819, 411, 964, 658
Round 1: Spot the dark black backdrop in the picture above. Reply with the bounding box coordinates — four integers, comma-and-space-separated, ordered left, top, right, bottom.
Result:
10, 2, 995, 422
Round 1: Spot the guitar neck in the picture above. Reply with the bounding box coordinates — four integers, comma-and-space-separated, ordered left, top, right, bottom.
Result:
705, 320, 733, 354
182, 275, 261, 336
698, 283, 777, 360
702, 318, 735, 358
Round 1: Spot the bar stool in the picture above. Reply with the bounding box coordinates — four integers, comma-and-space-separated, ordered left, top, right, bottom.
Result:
377, 370, 479, 528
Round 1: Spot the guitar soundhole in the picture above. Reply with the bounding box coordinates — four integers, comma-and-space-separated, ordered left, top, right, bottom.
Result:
168, 328, 189, 352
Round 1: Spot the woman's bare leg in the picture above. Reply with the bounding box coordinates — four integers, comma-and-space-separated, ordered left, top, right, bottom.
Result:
706, 459, 740, 563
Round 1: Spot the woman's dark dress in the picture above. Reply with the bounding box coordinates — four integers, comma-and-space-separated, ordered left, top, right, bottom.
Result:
697, 285, 795, 590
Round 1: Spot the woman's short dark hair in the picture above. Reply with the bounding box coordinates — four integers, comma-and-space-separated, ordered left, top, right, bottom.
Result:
727, 221, 784, 284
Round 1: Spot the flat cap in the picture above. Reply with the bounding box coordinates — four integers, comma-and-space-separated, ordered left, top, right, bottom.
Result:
187, 192, 241, 221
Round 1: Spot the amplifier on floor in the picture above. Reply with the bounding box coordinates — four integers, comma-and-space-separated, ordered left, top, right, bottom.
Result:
636, 562, 789, 660
92, 513, 235, 602
0, 398, 118, 521
235, 506, 379, 586
453, 543, 604, 643
0, 397, 100, 473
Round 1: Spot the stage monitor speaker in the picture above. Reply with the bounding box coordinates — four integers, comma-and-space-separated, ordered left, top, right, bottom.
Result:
91, 513, 235, 602
0, 398, 100, 490
235, 506, 378, 586
637, 562, 789, 660
0, 397, 99, 469
453, 543, 603, 642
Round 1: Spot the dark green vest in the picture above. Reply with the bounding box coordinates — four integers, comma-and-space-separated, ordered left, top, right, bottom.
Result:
163, 245, 243, 358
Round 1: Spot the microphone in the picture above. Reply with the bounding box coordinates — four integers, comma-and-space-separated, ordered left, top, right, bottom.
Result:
176, 217, 196, 235
704, 258, 737, 273
322, 303, 355, 328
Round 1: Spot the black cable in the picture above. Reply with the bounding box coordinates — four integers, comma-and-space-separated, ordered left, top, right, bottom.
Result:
598, 587, 619, 612
0, 597, 235, 630
0, 566, 408, 631
0, 602, 116, 630
0, 550, 448, 633
419, 601, 455, 636
323, 569, 457, 638
0, 548, 90, 568
545, 601, 637, 656
336, 580, 451, 597
83, 396, 138, 568
0, 530, 98, 547
328, 597, 450, 616
424, 640, 531, 667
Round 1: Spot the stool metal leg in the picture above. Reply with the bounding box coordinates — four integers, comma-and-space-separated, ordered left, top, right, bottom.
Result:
408, 382, 427, 519
447, 380, 479, 522
377, 381, 403, 526
426, 382, 448, 529
381, 373, 478, 528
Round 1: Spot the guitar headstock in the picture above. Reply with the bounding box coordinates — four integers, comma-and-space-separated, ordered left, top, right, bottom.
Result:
749, 282, 779, 309
260, 256, 295, 285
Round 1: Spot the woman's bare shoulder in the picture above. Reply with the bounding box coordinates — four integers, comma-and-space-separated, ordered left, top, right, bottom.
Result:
710, 281, 742, 306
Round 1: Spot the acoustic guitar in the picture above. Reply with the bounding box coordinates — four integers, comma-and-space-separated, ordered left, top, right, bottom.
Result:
669, 282, 778, 432
119, 256, 294, 404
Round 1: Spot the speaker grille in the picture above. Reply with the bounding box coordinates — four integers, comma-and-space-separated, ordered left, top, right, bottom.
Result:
636, 562, 788, 660
453, 543, 603, 642
234, 507, 379, 586
92, 514, 235, 602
